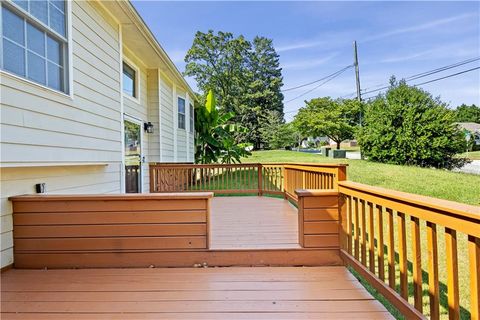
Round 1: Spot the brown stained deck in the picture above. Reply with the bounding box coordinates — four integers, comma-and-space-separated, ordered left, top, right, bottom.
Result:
1, 266, 393, 319
210, 196, 300, 249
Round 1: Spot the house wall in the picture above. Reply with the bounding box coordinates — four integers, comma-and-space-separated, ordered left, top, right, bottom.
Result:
0, 0, 194, 269
0, 1, 123, 268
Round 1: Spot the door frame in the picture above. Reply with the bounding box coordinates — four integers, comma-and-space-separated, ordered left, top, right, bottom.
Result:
123, 114, 144, 193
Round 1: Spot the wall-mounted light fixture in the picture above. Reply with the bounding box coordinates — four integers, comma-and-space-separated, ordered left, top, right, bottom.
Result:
144, 122, 154, 133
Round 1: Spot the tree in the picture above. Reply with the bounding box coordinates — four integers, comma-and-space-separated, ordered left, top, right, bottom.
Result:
357, 79, 466, 169
184, 31, 284, 149
293, 97, 361, 149
240, 37, 284, 148
268, 122, 300, 150
194, 90, 250, 164
185, 31, 251, 115
455, 104, 480, 123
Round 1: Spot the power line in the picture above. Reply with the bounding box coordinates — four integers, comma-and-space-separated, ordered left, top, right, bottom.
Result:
412, 66, 480, 86
281, 65, 353, 92
361, 66, 480, 100
342, 56, 480, 98
284, 65, 353, 104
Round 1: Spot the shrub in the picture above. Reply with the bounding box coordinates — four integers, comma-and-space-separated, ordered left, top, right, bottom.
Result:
357, 79, 467, 169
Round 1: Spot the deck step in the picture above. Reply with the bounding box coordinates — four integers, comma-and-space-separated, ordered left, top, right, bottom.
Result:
14, 248, 342, 269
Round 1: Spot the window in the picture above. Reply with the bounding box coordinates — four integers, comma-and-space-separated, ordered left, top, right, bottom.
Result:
1, 1, 68, 93
189, 103, 194, 133
122, 62, 136, 98
178, 97, 185, 129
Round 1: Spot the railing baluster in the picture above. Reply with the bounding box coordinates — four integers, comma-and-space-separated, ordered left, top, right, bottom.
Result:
375, 205, 384, 281
368, 202, 375, 273
411, 216, 423, 313
427, 221, 440, 320
445, 227, 460, 320
360, 200, 367, 266
347, 196, 353, 255
398, 212, 408, 299
354, 197, 360, 260
387, 208, 395, 289
469, 235, 480, 320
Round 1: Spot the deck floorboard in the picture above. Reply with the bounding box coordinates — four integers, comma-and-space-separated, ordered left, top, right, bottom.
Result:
210, 196, 300, 249
1, 266, 393, 319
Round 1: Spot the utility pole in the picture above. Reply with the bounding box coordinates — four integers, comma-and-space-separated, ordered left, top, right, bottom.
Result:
353, 40, 361, 102
353, 41, 364, 159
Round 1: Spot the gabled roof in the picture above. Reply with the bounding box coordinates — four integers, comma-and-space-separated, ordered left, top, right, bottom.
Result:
456, 122, 480, 132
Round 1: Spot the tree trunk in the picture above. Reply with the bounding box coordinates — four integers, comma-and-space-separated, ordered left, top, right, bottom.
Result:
336, 141, 341, 150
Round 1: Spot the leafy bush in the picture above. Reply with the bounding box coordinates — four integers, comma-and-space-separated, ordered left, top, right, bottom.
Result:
194, 90, 251, 164
357, 79, 467, 169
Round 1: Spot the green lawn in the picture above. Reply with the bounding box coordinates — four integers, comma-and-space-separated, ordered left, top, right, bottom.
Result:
242, 150, 479, 319
459, 150, 480, 160
243, 150, 480, 206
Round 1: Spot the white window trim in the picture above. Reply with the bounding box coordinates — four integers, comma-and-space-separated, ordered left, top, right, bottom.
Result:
122, 56, 140, 104
177, 95, 186, 131
1, 0, 72, 97
123, 113, 144, 193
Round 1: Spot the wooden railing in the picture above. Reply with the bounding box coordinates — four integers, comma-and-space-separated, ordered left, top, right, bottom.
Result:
149, 163, 347, 202
338, 181, 480, 320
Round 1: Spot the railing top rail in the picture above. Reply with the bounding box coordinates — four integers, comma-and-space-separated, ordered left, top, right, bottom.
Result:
339, 180, 480, 221
150, 162, 348, 168
295, 189, 338, 197
9, 192, 214, 201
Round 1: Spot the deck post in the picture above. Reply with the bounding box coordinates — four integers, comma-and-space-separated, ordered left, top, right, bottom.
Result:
257, 164, 263, 196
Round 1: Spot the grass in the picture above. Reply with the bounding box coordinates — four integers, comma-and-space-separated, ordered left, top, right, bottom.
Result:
459, 150, 480, 160
241, 150, 480, 319
244, 150, 480, 206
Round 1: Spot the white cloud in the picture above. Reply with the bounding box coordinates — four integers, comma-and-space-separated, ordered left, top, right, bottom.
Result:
276, 40, 325, 53
363, 12, 477, 43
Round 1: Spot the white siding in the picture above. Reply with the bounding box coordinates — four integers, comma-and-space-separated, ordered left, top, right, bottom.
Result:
1, 1, 122, 165
147, 69, 160, 163
160, 76, 175, 162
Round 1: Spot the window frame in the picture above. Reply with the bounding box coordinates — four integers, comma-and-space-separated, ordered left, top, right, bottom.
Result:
177, 96, 186, 130
0, 0, 70, 95
122, 57, 140, 103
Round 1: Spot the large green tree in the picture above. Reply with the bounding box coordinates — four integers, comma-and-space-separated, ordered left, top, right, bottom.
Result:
185, 31, 251, 115
357, 79, 466, 169
184, 30, 284, 149
455, 104, 480, 123
293, 97, 362, 149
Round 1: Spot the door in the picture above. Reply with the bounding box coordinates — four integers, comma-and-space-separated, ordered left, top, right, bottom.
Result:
124, 119, 142, 193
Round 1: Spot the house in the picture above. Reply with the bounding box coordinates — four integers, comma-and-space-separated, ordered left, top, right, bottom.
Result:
0, 0, 196, 268
457, 122, 480, 148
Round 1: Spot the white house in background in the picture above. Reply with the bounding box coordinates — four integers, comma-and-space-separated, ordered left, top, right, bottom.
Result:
0, 0, 196, 268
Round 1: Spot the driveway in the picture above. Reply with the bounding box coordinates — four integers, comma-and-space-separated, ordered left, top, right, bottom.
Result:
456, 160, 480, 175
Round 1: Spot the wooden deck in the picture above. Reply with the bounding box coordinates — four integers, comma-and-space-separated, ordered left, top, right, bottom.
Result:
210, 196, 299, 249
1, 266, 393, 319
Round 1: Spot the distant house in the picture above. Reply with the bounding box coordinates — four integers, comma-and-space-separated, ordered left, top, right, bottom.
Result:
456, 122, 480, 147
0, 0, 195, 267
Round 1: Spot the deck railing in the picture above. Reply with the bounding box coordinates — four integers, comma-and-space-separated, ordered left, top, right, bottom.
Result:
338, 181, 480, 320
149, 162, 347, 202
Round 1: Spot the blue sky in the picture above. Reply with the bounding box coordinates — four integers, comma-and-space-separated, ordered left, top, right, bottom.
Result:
133, 1, 480, 121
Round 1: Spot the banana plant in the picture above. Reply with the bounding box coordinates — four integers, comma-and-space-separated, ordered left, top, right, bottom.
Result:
194, 90, 251, 164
